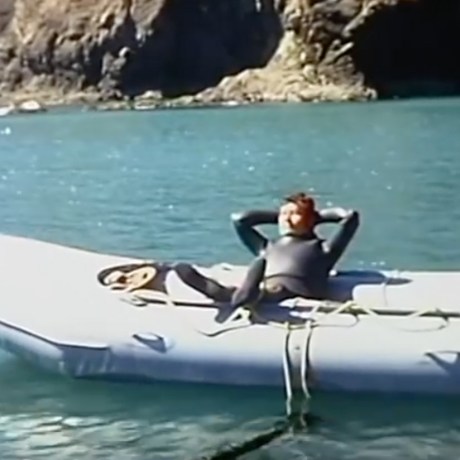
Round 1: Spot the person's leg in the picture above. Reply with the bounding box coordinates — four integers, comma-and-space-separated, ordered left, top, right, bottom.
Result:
174, 263, 232, 302
231, 256, 266, 308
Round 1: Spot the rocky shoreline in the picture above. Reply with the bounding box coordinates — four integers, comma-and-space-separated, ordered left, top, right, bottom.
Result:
0, 0, 459, 115
0, 77, 377, 115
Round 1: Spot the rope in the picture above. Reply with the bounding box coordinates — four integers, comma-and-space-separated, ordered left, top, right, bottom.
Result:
309, 300, 450, 332
120, 288, 252, 338
112, 264, 457, 326
282, 326, 294, 418
120, 283, 452, 337
301, 319, 313, 403
120, 279, 452, 336
111, 262, 453, 338
281, 320, 314, 426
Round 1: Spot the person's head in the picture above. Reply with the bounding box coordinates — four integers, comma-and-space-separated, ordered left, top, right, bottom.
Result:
278, 192, 316, 236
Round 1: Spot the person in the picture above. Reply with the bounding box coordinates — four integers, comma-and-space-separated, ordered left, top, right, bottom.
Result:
174, 192, 360, 308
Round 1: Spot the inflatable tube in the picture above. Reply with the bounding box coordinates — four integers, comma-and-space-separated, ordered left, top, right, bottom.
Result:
0, 234, 459, 395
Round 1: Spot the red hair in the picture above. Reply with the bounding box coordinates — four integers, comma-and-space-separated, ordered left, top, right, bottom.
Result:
284, 192, 316, 227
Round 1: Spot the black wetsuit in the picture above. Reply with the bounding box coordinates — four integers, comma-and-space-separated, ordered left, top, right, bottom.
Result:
174, 208, 359, 307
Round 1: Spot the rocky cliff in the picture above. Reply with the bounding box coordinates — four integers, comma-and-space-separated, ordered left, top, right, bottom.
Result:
0, 0, 459, 107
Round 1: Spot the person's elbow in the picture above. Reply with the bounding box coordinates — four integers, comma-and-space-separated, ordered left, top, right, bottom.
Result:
346, 210, 360, 231
347, 209, 360, 220
230, 211, 250, 226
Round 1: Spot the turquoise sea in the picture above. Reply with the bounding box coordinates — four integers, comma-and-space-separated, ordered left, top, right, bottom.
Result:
0, 99, 459, 459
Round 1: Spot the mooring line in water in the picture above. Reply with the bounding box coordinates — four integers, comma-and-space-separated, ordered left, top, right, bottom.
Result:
199, 413, 321, 460
199, 317, 317, 459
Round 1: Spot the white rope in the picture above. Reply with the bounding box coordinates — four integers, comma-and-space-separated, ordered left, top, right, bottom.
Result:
281, 323, 314, 423
301, 320, 313, 404
309, 300, 450, 332
282, 327, 294, 417
120, 288, 252, 337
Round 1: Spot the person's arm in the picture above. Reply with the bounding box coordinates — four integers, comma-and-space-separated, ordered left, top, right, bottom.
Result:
231, 210, 278, 256
315, 207, 354, 224
317, 208, 360, 270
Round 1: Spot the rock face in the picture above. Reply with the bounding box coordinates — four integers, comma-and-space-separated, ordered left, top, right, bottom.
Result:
0, 0, 459, 106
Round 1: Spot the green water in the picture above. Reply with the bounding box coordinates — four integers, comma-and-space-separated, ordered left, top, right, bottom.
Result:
0, 99, 459, 459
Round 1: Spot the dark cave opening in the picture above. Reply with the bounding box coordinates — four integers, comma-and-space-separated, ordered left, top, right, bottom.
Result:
350, 0, 460, 98
120, 0, 283, 97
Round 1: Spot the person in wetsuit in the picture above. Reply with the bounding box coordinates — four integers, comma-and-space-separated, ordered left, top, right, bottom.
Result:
174, 192, 360, 307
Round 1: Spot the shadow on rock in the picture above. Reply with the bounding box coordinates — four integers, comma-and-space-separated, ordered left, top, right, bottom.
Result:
119, 0, 284, 97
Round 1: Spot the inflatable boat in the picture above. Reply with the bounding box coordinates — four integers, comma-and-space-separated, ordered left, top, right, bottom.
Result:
0, 233, 459, 396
